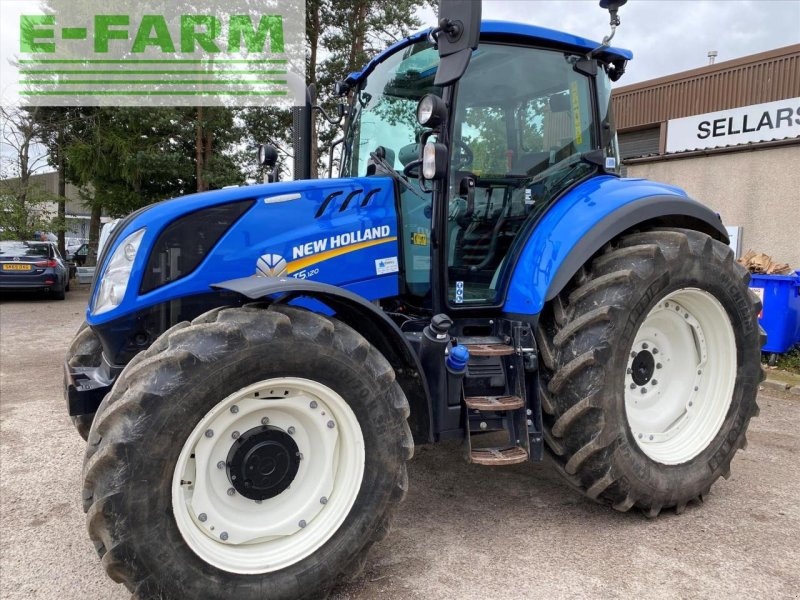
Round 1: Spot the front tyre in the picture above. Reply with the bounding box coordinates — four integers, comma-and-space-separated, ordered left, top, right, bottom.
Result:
537, 228, 763, 516
82, 305, 412, 599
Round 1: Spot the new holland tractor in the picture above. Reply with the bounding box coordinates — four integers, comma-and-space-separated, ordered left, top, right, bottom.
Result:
65, 1, 763, 597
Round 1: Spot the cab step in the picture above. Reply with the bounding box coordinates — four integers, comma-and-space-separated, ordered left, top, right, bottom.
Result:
464, 343, 515, 356
469, 446, 528, 466
464, 395, 523, 411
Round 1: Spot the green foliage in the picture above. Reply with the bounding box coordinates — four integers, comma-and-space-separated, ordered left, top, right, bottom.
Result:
0, 179, 57, 240
764, 346, 800, 375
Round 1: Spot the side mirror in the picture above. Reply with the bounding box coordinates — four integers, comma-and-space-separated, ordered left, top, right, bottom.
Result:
258, 144, 279, 169
257, 144, 280, 183
334, 81, 350, 97
434, 0, 481, 86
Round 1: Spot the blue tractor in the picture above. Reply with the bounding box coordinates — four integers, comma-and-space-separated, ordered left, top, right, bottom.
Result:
66, 2, 763, 598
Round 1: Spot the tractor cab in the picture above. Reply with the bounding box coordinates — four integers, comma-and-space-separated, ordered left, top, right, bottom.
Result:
340, 22, 628, 311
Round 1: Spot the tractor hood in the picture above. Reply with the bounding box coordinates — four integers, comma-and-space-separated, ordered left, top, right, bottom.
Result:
87, 177, 400, 325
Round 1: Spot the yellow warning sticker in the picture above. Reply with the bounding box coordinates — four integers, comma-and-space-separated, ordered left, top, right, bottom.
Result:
410, 231, 429, 246
570, 81, 583, 146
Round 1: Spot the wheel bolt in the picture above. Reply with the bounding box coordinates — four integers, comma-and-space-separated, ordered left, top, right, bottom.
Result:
198, 513, 207, 522
642, 342, 648, 349
217, 461, 225, 470
694, 386, 699, 391
684, 313, 689, 319
640, 388, 646, 394
205, 429, 214, 438
688, 401, 693, 407
649, 435, 654, 441
327, 420, 335, 429
309, 401, 318, 409
651, 379, 658, 386
320, 496, 328, 505
232, 431, 240, 440
656, 363, 662, 369
630, 352, 636, 358
287, 426, 296, 435
230, 405, 239, 414
298, 520, 307, 528
227, 488, 236, 496
697, 370, 702, 375
629, 383, 636, 390
526, 409, 532, 416
626, 368, 632, 374
638, 433, 643, 439
261, 417, 270, 425
220, 532, 229, 541
652, 348, 659, 354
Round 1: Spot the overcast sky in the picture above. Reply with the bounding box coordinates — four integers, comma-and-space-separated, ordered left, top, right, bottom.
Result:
418, 0, 800, 86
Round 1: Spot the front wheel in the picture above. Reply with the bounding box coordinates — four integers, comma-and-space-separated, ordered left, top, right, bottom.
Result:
82, 305, 413, 599
537, 228, 763, 516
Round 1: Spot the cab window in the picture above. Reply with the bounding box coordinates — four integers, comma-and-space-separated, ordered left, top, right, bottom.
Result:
447, 44, 597, 306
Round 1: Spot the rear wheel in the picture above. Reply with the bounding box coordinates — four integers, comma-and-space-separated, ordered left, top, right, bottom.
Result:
536, 228, 763, 516
82, 305, 412, 599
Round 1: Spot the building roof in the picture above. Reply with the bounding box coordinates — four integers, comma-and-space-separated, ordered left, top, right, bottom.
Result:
612, 44, 800, 131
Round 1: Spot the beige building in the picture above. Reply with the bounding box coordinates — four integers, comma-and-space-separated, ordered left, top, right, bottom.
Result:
612, 44, 800, 268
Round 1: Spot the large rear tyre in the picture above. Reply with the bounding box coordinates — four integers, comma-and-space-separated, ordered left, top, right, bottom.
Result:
82, 305, 412, 599
66, 322, 102, 440
536, 228, 763, 516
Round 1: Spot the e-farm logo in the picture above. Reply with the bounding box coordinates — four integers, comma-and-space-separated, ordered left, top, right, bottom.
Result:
4, 0, 306, 107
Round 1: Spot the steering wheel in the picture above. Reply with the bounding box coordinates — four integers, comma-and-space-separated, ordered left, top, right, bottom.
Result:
453, 140, 473, 171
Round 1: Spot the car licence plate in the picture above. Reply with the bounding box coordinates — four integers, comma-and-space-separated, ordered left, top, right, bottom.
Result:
2, 264, 32, 271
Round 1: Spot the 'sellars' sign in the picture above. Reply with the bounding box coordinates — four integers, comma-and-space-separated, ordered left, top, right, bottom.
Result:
1, 0, 305, 107
666, 98, 800, 153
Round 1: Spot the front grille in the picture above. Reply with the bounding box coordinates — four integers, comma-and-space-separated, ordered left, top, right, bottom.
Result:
139, 199, 254, 294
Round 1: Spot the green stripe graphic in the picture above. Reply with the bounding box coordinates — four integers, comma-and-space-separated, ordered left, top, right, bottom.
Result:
19, 59, 288, 64
21, 90, 289, 96
20, 70, 288, 75
22, 80, 288, 85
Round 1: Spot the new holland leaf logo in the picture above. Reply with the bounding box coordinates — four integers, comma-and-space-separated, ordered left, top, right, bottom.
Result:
256, 254, 287, 278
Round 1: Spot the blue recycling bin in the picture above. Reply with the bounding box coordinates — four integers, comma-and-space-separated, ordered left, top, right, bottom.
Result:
748, 271, 800, 353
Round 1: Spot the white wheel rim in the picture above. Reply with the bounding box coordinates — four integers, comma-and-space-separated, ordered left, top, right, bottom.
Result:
624, 288, 736, 465
172, 377, 365, 574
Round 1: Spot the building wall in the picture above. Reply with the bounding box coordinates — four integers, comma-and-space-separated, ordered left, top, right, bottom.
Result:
626, 144, 800, 268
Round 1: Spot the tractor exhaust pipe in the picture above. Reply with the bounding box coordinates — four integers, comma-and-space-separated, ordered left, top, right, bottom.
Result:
292, 84, 315, 180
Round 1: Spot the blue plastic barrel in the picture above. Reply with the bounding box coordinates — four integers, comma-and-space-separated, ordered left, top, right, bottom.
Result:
748, 272, 800, 353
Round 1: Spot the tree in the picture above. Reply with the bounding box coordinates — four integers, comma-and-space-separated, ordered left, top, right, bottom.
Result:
0, 106, 58, 240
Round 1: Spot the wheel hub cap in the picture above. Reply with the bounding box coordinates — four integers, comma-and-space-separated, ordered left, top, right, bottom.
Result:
624, 288, 736, 465
227, 426, 300, 501
630, 350, 655, 385
172, 378, 365, 574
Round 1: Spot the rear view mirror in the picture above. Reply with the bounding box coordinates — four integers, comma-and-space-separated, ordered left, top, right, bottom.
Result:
434, 0, 481, 86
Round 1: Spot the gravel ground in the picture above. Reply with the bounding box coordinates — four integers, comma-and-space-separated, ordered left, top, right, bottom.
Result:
1, 288, 798, 599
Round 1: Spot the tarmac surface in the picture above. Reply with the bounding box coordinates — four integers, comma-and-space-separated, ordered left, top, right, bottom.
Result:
1, 287, 798, 599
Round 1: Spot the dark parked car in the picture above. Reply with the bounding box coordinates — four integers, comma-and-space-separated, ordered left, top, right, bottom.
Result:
0, 240, 69, 299
69, 243, 89, 266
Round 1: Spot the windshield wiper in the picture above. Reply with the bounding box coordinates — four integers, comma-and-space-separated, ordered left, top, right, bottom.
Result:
368, 151, 431, 202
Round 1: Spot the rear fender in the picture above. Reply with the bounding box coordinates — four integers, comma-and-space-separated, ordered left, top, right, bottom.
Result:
212, 277, 433, 444
504, 176, 728, 316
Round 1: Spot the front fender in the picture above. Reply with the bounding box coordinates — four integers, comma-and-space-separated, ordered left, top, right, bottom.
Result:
503, 176, 728, 316
212, 276, 434, 444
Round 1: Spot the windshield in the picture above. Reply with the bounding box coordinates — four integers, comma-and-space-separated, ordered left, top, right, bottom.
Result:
344, 42, 440, 177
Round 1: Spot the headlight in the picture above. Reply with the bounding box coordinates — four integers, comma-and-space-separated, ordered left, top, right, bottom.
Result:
416, 94, 446, 128
93, 228, 145, 315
